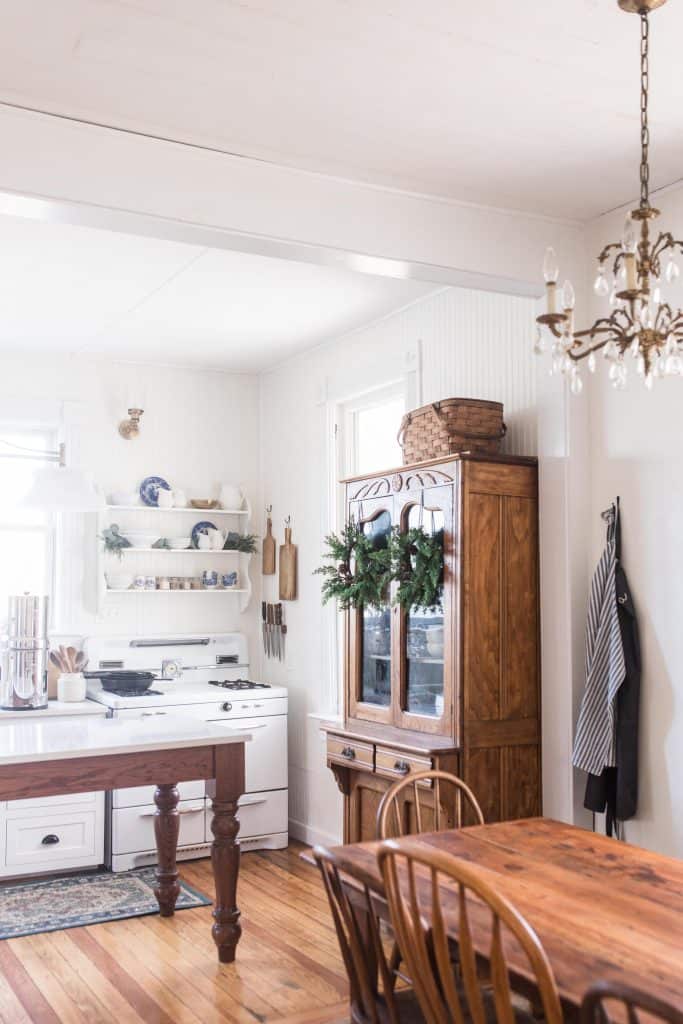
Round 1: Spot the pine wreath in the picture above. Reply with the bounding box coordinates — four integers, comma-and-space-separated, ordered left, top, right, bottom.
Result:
315, 520, 392, 610
392, 526, 444, 612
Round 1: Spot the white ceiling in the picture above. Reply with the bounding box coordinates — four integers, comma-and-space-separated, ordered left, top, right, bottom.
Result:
0, 1, 682, 220
0, 215, 435, 370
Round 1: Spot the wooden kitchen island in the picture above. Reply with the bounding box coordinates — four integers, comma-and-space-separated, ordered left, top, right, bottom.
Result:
0, 715, 249, 963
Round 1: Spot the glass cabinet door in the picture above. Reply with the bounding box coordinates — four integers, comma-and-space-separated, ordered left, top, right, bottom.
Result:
348, 504, 395, 723
397, 485, 453, 733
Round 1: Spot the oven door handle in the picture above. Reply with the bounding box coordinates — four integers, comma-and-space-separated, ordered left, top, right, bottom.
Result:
139, 804, 205, 818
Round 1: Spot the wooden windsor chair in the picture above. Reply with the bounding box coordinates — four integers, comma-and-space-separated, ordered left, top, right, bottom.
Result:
378, 837, 563, 1024
581, 982, 683, 1024
313, 846, 424, 1024
376, 769, 485, 840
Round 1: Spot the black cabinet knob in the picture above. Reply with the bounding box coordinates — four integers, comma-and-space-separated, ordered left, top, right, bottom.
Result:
394, 760, 410, 774
341, 746, 356, 760
41, 834, 60, 845
221, 701, 232, 712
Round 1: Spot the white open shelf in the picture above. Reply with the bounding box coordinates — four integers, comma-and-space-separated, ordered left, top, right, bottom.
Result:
105, 588, 248, 595
112, 548, 246, 555
104, 506, 248, 515
97, 490, 253, 614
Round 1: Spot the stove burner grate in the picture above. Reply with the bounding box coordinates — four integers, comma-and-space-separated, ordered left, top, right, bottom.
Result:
208, 679, 270, 691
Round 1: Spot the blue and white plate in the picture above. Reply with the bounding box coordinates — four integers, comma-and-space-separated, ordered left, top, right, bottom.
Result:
191, 520, 217, 548
139, 476, 171, 507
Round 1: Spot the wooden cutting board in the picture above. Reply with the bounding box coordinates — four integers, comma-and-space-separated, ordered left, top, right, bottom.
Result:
262, 512, 276, 575
279, 525, 297, 601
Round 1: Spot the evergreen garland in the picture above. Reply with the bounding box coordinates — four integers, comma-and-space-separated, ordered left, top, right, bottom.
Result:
315, 521, 392, 610
391, 526, 444, 612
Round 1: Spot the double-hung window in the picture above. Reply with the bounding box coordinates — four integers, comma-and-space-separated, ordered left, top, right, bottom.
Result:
0, 429, 56, 631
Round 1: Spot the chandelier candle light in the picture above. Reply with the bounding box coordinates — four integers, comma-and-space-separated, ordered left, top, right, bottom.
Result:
535, 0, 682, 394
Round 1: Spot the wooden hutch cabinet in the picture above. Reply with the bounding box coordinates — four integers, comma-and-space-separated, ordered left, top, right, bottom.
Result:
323, 453, 541, 843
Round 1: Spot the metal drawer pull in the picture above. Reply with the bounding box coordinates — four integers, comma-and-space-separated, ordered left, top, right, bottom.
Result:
341, 746, 356, 760
41, 834, 60, 845
238, 796, 267, 807
142, 711, 167, 717
231, 724, 267, 731
221, 702, 233, 712
394, 760, 411, 774
140, 806, 204, 818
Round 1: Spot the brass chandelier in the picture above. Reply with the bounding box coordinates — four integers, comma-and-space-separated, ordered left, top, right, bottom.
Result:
535, 0, 682, 394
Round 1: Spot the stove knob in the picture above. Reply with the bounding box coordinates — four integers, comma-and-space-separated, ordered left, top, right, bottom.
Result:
221, 701, 232, 712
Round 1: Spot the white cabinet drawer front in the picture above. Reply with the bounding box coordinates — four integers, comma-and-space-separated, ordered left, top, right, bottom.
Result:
206, 715, 287, 793
10, 791, 101, 811
113, 800, 206, 855
206, 788, 288, 841
6, 812, 97, 866
113, 781, 205, 808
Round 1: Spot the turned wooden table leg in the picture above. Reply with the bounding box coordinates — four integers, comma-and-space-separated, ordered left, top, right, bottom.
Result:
209, 743, 245, 963
154, 782, 180, 916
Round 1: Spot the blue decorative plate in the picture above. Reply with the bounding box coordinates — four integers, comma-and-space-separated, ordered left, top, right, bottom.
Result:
139, 476, 171, 507
191, 520, 217, 549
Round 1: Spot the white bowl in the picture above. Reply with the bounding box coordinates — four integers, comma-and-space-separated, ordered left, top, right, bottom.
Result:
122, 531, 160, 549
108, 491, 139, 506
168, 536, 191, 550
105, 573, 134, 590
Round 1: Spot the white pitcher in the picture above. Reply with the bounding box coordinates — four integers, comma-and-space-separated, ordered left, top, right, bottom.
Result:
219, 484, 243, 510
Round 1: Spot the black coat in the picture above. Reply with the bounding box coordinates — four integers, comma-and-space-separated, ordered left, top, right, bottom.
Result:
584, 503, 641, 835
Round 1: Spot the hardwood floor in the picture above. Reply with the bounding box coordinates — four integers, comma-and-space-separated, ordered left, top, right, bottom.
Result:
0, 844, 350, 1024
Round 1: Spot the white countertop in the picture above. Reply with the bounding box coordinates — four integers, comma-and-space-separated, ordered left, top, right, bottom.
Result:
0, 700, 107, 721
0, 715, 251, 765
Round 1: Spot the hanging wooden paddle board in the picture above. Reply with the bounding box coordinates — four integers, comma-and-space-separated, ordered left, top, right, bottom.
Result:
262, 510, 276, 575
279, 522, 297, 600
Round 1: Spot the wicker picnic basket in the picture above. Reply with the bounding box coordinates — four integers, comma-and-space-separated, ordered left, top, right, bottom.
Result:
397, 398, 506, 464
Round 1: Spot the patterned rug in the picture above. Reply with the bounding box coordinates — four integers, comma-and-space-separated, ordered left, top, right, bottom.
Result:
0, 868, 211, 939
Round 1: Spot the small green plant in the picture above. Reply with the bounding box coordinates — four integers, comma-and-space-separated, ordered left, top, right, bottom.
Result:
99, 524, 132, 560
223, 533, 258, 554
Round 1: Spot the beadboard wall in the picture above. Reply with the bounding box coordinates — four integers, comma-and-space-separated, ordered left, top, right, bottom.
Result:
259, 284, 538, 847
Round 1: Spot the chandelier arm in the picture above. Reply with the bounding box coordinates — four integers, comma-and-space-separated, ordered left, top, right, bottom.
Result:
655, 302, 674, 331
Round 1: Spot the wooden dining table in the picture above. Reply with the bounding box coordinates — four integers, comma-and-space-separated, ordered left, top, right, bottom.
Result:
323, 817, 683, 1018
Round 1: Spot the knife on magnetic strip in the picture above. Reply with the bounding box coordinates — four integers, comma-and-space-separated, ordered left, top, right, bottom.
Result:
261, 601, 268, 657
274, 603, 282, 660
267, 602, 275, 658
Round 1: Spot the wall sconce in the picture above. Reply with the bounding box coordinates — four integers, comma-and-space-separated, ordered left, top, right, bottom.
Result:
118, 408, 144, 440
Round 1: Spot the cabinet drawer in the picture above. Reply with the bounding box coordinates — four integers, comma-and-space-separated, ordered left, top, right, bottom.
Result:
375, 746, 432, 784
6, 811, 98, 867
327, 735, 374, 770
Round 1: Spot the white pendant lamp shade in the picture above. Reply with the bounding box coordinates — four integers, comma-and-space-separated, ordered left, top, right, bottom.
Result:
20, 463, 101, 510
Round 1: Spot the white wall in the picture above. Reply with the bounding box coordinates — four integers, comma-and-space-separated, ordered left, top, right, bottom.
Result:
585, 187, 683, 858
259, 285, 558, 847
0, 355, 261, 650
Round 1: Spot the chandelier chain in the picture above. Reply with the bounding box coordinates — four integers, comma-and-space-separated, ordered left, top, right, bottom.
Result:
640, 11, 650, 209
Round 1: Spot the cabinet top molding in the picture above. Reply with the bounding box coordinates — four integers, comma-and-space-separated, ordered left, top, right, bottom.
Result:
340, 452, 538, 486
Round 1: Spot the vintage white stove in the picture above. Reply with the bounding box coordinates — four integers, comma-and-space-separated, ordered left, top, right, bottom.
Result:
83, 633, 288, 871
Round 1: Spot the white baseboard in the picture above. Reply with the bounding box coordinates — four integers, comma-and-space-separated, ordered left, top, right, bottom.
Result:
288, 817, 341, 849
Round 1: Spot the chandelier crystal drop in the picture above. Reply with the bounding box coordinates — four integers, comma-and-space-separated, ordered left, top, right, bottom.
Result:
534, 0, 683, 393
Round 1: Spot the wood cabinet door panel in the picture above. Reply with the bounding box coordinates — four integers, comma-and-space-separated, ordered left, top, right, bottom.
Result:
504, 496, 539, 720
464, 747, 501, 824
503, 745, 541, 819
464, 492, 501, 722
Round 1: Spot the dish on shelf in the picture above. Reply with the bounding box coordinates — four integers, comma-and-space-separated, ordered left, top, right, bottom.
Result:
122, 531, 161, 549
108, 491, 139, 506
105, 573, 134, 590
167, 536, 191, 550
139, 476, 171, 507
190, 499, 219, 510
191, 521, 217, 549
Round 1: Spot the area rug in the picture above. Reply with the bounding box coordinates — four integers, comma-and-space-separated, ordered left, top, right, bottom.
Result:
0, 867, 211, 939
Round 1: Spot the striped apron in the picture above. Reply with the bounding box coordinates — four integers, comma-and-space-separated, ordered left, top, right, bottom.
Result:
572, 508, 626, 776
